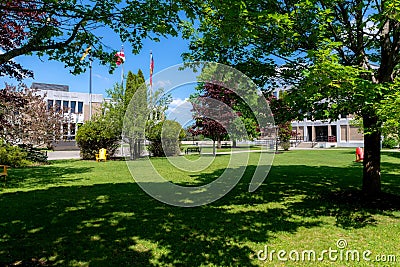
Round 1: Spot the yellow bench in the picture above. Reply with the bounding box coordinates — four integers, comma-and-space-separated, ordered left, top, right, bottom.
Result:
95, 148, 108, 162
0, 165, 9, 184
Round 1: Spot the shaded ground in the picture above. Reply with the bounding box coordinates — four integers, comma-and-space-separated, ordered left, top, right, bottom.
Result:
0, 150, 399, 266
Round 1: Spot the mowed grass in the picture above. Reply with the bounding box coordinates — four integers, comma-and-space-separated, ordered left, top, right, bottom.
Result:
0, 150, 399, 266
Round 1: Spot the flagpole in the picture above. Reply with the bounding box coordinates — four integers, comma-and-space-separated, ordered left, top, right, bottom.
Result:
80, 46, 92, 120
149, 51, 153, 120
150, 51, 153, 100
89, 56, 93, 120
121, 45, 124, 87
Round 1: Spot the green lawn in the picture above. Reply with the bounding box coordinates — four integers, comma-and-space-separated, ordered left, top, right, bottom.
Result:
1, 150, 399, 266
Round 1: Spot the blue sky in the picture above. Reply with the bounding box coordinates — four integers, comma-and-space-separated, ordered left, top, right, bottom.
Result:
0, 34, 195, 101
0, 33, 200, 126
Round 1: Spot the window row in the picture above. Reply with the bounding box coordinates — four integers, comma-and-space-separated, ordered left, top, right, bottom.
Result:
48, 100, 84, 114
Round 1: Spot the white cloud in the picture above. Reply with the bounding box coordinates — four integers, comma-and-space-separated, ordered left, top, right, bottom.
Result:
364, 20, 378, 35
155, 80, 172, 88
167, 98, 194, 127
170, 97, 189, 108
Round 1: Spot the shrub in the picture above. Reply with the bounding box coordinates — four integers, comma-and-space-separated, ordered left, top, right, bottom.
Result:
278, 121, 292, 143
278, 122, 292, 151
76, 116, 121, 160
280, 141, 291, 151
18, 144, 48, 163
0, 143, 31, 167
146, 120, 185, 157
382, 136, 399, 149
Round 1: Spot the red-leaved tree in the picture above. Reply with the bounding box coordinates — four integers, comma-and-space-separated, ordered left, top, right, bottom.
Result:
189, 82, 242, 155
0, 84, 63, 147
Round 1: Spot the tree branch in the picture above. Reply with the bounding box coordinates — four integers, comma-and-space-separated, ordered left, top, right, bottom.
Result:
0, 18, 85, 65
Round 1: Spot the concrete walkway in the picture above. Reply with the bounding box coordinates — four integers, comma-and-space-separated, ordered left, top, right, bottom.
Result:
47, 150, 80, 160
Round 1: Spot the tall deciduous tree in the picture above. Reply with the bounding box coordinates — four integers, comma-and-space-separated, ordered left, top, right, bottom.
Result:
183, 0, 400, 199
0, 0, 197, 80
189, 82, 246, 155
190, 81, 258, 150
0, 84, 62, 147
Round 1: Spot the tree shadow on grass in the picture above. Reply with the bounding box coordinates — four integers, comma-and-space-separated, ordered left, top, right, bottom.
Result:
0, 182, 315, 266
0, 160, 399, 266
1, 164, 92, 190
188, 160, 399, 228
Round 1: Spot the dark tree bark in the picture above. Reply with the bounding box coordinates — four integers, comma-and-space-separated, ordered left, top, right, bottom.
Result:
217, 136, 222, 149
362, 114, 381, 198
232, 139, 237, 148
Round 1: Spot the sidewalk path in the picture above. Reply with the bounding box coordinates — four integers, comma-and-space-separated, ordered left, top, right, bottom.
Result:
47, 151, 80, 160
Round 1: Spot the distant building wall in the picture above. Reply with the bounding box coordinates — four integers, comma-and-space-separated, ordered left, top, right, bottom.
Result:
292, 116, 364, 147
32, 83, 104, 141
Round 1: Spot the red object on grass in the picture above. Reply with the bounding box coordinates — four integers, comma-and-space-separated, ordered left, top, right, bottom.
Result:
355, 147, 364, 162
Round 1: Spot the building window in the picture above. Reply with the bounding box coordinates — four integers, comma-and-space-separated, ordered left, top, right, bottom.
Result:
47, 100, 53, 110
63, 101, 69, 113
70, 123, 76, 136
55, 100, 61, 112
70, 101, 76, 113
78, 102, 83, 114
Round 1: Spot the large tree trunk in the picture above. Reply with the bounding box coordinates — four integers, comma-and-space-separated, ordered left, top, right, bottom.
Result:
217, 136, 222, 149
232, 139, 237, 148
362, 115, 381, 198
129, 138, 138, 160
134, 140, 138, 160
129, 140, 135, 160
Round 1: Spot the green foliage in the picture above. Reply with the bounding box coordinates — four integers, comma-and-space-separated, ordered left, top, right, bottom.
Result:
1, 150, 400, 266
105, 69, 172, 160
1, 0, 198, 80
124, 70, 145, 109
76, 115, 120, 160
17, 144, 48, 163
183, 0, 400, 196
280, 141, 291, 151
146, 120, 185, 157
378, 79, 400, 136
278, 121, 292, 143
105, 70, 148, 160
382, 136, 399, 149
0, 143, 31, 167
290, 48, 381, 122
123, 72, 148, 160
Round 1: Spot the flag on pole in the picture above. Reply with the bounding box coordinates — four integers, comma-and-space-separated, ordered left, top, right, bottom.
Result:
80, 46, 91, 61
115, 47, 125, 66
150, 52, 154, 87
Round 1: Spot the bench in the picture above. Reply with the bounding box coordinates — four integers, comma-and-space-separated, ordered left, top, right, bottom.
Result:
0, 165, 9, 184
185, 146, 201, 154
